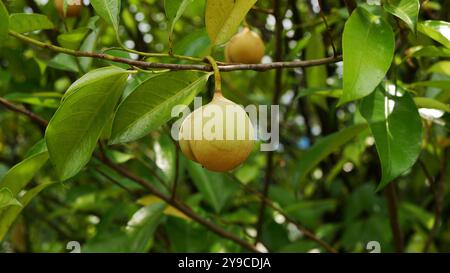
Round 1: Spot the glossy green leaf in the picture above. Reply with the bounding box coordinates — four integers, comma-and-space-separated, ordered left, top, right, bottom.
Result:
0, 1, 8, 45
298, 124, 368, 182
205, 0, 257, 45
9, 13, 54, 33
414, 97, 450, 113
418, 20, 450, 49
384, 0, 419, 32
361, 87, 422, 189
0, 182, 53, 241
0, 188, 22, 209
186, 160, 237, 213
110, 71, 211, 144
90, 0, 121, 34
45, 66, 129, 180
125, 203, 166, 252
0, 148, 48, 197
339, 7, 395, 105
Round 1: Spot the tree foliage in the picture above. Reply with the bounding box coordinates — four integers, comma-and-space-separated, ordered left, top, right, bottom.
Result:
0, 0, 449, 253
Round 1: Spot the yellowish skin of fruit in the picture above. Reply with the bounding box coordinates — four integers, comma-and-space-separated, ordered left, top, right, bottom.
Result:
225, 27, 265, 64
179, 94, 254, 172
55, 0, 82, 18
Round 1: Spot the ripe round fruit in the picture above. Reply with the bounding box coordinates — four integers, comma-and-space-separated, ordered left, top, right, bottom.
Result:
55, 0, 82, 18
225, 27, 265, 64
179, 94, 254, 172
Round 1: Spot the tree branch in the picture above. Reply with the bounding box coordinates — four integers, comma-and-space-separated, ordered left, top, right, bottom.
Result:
9, 31, 342, 73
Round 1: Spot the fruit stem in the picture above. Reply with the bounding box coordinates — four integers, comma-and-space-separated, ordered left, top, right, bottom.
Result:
205, 56, 222, 94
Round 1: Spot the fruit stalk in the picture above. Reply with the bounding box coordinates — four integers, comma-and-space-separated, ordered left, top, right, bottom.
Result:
205, 56, 222, 94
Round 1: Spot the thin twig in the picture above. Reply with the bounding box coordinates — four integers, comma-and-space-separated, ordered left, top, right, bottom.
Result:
318, 0, 337, 57
251, 6, 274, 15
0, 97, 48, 128
385, 183, 404, 253
9, 31, 342, 73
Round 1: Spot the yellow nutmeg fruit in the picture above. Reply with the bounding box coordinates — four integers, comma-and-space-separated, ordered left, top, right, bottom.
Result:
225, 27, 265, 64
179, 94, 255, 172
55, 0, 83, 18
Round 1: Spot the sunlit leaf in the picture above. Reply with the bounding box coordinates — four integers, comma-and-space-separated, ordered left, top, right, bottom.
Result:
339, 7, 395, 105
384, 0, 420, 32
90, 0, 121, 36
45, 66, 130, 180
205, 0, 257, 45
418, 20, 450, 49
110, 71, 211, 144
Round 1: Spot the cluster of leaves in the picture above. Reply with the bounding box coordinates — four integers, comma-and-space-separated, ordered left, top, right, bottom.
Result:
0, 0, 449, 253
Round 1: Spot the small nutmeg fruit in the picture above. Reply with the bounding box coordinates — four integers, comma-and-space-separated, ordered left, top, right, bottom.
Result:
225, 27, 265, 64
55, 0, 83, 18
179, 93, 254, 172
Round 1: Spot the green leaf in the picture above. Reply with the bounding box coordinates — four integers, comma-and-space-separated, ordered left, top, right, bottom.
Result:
45, 66, 129, 180
298, 124, 368, 183
360, 87, 422, 190
428, 61, 450, 76
339, 7, 395, 105
0, 1, 9, 45
125, 203, 166, 252
4, 92, 62, 108
110, 71, 211, 144
9, 13, 54, 33
418, 20, 450, 49
57, 27, 89, 50
384, 0, 419, 32
414, 97, 450, 113
47, 53, 79, 72
0, 182, 53, 241
205, 0, 257, 45
165, 0, 194, 46
0, 148, 48, 197
186, 160, 237, 213
305, 32, 327, 88
408, 46, 450, 58
0, 188, 22, 209
79, 29, 99, 72
90, 0, 121, 34
173, 30, 211, 57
